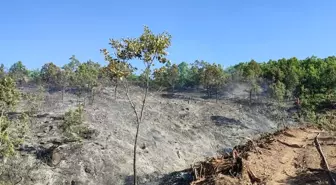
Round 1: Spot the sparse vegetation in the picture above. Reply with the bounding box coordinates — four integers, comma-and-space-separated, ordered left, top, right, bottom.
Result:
22, 86, 45, 116
0, 25, 335, 185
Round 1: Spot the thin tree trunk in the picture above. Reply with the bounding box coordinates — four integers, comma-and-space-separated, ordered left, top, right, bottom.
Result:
83, 95, 86, 107
249, 89, 252, 105
133, 119, 140, 185
131, 67, 151, 185
123, 84, 140, 185
61, 87, 64, 102
216, 86, 218, 103
114, 82, 118, 99
91, 87, 95, 104
207, 85, 210, 98
89, 87, 94, 105
122, 70, 149, 185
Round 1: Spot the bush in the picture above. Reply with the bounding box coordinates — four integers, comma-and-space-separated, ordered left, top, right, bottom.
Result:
0, 112, 29, 158
0, 77, 20, 111
316, 110, 336, 131
61, 105, 95, 141
0, 77, 28, 158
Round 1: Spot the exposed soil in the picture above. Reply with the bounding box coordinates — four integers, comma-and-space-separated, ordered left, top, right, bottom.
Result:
190, 127, 336, 185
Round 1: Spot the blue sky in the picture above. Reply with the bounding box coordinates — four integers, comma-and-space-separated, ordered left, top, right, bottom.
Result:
1, 0, 335, 71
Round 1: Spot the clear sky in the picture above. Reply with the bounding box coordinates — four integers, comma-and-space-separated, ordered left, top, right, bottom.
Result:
1, 0, 335, 71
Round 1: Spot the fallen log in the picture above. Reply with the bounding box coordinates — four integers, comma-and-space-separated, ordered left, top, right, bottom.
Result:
314, 133, 336, 185
277, 139, 304, 148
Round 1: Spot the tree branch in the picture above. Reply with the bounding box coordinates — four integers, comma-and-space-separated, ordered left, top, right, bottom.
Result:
314, 133, 336, 185
139, 65, 151, 122
122, 79, 140, 123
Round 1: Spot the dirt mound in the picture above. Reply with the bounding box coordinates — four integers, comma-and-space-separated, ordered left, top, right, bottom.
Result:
190, 127, 336, 185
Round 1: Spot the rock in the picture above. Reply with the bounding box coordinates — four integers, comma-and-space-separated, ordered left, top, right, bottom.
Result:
36, 133, 45, 138
84, 166, 92, 174
51, 149, 62, 166
140, 143, 146, 150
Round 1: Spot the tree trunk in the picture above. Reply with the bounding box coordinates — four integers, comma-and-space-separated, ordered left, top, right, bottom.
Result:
133, 119, 140, 185
83, 95, 86, 107
61, 87, 64, 102
207, 85, 211, 98
133, 67, 150, 185
114, 82, 118, 99
91, 88, 95, 104
249, 89, 252, 105
89, 87, 94, 105
216, 87, 218, 103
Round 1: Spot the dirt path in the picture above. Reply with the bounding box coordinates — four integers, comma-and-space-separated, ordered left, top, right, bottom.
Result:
192, 127, 336, 185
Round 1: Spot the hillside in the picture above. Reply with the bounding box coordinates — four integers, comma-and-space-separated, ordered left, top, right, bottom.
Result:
1, 9, 336, 185
0, 84, 296, 185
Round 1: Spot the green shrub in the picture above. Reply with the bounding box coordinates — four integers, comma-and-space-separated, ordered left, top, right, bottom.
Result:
316, 110, 336, 131
0, 112, 28, 157
0, 77, 20, 110
61, 105, 95, 141
0, 77, 28, 158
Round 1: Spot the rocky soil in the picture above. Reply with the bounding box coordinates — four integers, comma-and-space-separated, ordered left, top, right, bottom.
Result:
0, 84, 298, 185
190, 127, 336, 185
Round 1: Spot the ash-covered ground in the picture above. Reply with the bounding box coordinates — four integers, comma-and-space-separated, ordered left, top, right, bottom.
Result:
3, 83, 298, 185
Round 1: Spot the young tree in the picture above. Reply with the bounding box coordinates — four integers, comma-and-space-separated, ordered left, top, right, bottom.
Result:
0, 77, 20, 111
270, 80, 286, 102
153, 62, 180, 92
40, 62, 61, 89
200, 63, 226, 102
56, 69, 68, 101
153, 66, 168, 90
61, 55, 82, 100
8, 61, 28, 86
101, 58, 126, 99
166, 63, 179, 92
101, 26, 171, 185
64, 55, 81, 73
243, 60, 262, 104
177, 62, 191, 88
28, 69, 42, 85
74, 60, 100, 105
0, 77, 28, 157
0, 64, 5, 78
